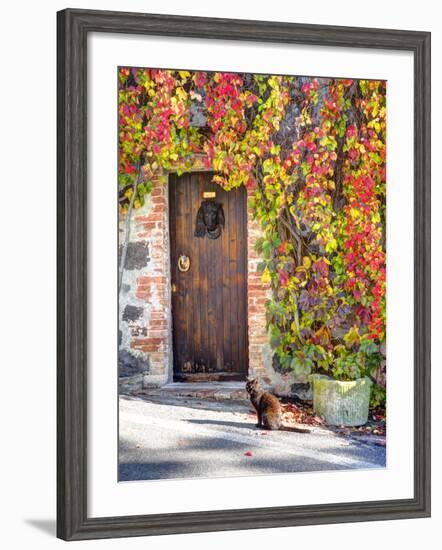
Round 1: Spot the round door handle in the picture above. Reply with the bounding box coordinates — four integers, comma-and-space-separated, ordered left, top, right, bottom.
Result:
178, 254, 191, 272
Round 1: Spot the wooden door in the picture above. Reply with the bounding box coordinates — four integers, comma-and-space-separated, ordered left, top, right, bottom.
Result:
169, 172, 248, 381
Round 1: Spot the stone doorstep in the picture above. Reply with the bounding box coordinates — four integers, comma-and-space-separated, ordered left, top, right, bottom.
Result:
136, 381, 251, 401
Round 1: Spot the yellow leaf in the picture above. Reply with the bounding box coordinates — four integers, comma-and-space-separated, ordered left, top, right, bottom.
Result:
344, 325, 360, 349
261, 268, 271, 284
175, 87, 188, 101
178, 71, 191, 79
325, 239, 337, 253
302, 256, 311, 269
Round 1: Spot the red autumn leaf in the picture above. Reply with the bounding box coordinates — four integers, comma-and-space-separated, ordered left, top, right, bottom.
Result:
244, 451, 253, 457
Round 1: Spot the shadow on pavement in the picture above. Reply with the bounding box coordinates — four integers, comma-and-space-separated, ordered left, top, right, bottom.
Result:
186, 418, 256, 430
118, 451, 362, 481
118, 428, 386, 482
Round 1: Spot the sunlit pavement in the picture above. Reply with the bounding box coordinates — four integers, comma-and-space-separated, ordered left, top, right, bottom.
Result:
119, 394, 386, 482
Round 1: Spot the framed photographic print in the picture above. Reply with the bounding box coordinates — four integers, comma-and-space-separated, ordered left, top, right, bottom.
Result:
57, 8, 431, 541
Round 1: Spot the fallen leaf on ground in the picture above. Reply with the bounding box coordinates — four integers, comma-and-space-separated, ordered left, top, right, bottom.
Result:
280, 402, 324, 427
244, 451, 253, 456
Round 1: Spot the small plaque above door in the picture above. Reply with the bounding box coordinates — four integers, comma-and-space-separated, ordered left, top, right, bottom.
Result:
203, 191, 216, 198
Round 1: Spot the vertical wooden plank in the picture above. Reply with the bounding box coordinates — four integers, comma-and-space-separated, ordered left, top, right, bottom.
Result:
175, 173, 184, 372
186, 174, 195, 366
214, 185, 225, 371
175, 173, 191, 374
229, 189, 240, 372
197, 174, 209, 371
190, 175, 201, 370
206, 180, 220, 372
198, 174, 209, 371
169, 174, 179, 375
178, 177, 185, 372
222, 188, 232, 371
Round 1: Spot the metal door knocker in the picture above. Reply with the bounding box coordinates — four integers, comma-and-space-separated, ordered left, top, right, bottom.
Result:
178, 254, 191, 272
194, 200, 225, 240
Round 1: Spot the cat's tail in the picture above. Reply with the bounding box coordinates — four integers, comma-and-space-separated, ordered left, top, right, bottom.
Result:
280, 424, 311, 434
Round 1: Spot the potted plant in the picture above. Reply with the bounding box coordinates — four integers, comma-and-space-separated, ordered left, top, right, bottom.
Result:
268, 297, 384, 426
269, 319, 384, 426
308, 328, 382, 426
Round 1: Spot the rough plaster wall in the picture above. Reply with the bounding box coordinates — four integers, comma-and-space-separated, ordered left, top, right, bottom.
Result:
119, 201, 151, 377
119, 178, 172, 387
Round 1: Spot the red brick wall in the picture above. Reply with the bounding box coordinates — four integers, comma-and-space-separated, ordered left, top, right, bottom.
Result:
129, 177, 171, 381
246, 187, 272, 381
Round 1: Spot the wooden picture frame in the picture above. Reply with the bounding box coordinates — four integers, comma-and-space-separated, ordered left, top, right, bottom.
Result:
57, 8, 431, 541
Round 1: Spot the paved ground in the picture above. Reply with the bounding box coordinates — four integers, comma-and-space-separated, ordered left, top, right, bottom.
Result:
119, 394, 386, 481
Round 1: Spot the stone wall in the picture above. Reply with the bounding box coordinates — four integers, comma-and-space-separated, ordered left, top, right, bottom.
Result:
119, 176, 171, 388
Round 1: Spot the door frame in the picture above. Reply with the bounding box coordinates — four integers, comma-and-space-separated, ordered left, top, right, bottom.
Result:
168, 171, 249, 383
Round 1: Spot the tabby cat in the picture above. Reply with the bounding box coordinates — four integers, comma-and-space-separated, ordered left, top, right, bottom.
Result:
245, 378, 310, 433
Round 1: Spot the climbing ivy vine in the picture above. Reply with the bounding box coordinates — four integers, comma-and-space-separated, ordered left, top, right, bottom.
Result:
119, 68, 386, 387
